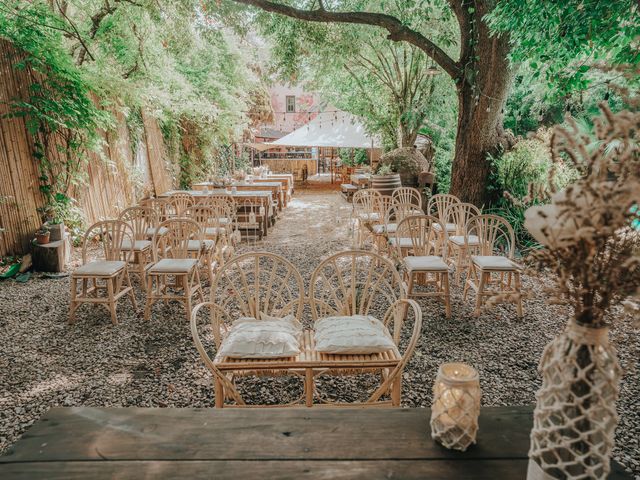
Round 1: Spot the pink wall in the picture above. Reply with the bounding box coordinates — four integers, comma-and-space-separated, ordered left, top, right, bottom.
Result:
266, 84, 323, 134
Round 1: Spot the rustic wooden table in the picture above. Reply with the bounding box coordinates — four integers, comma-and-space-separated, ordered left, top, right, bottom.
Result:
0, 407, 631, 479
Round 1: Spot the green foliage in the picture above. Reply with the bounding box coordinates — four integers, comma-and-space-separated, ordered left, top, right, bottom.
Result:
487, 0, 639, 99
339, 148, 368, 166
487, 130, 577, 251
0, 0, 111, 206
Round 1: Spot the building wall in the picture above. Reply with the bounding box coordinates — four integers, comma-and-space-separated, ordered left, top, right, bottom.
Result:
267, 84, 323, 134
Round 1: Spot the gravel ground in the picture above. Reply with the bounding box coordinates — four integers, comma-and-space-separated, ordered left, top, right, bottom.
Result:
0, 189, 638, 475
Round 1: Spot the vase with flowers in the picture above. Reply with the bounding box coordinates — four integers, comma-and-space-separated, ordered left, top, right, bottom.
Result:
519, 106, 639, 479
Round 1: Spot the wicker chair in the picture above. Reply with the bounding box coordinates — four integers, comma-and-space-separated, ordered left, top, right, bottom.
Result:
139, 198, 168, 238
144, 218, 205, 322
352, 189, 382, 247
463, 214, 524, 317
184, 206, 219, 283
166, 191, 194, 218
69, 220, 137, 325
392, 187, 423, 213
395, 215, 451, 318
190, 252, 305, 407
308, 250, 422, 406
427, 193, 461, 253
369, 195, 394, 255
445, 202, 482, 284
118, 206, 154, 289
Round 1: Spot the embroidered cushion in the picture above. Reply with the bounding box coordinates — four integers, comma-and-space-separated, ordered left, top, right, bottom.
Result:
314, 315, 396, 355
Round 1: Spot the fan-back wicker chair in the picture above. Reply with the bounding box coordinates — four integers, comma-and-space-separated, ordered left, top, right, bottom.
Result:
190, 252, 305, 407
308, 250, 422, 406
369, 195, 394, 256
352, 189, 382, 247
185, 206, 219, 283
144, 218, 205, 322
427, 193, 461, 253
139, 198, 168, 238
395, 215, 451, 317
445, 202, 482, 284
392, 187, 423, 213
69, 220, 137, 325
462, 214, 524, 317
118, 206, 154, 289
167, 192, 195, 217
190, 251, 421, 408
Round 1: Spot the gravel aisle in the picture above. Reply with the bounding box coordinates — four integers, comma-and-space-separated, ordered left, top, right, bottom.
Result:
0, 190, 638, 474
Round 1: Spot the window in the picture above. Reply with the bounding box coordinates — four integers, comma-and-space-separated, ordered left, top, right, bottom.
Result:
286, 95, 296, 113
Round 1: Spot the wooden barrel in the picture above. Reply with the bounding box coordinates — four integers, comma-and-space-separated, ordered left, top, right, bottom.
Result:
371, 174, 402, 197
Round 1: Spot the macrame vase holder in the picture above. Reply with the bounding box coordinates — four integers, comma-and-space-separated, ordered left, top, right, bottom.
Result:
528, 321, 621, 479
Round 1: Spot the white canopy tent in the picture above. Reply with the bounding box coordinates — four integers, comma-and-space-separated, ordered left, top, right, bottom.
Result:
250, 113, 381, 151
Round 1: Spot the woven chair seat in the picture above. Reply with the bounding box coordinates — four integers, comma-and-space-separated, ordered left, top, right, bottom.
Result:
149, 258, 198, 274
433, 222, 456, 232
73, 260, 126, 277
121, 239, 152, 251
146, 226, 169, 237
471, 255, 520, 271
187, 239, 215, 251
404, 256, 448, 272
449, 235, 480, 246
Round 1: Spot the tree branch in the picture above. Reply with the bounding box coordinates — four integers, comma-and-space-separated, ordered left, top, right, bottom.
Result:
231, 0, 461, 79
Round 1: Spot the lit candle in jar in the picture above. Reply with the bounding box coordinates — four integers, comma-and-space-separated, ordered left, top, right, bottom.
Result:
430, 362, 481, 451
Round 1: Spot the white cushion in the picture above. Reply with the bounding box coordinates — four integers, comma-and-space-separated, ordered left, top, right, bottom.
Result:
187, 239, 215, 251
121, 239, 152, 251
471, 255, 518, 271
433, 222, 456, 232
149, 258, 198, 273
404, 255, 448, 272
314, 315, 396, 355
74, 261, 125, 277
218, 314, 302, 359
372, 223, 397, 234
449, 235, 480, 246
388, 237, 413, 248
146, 226, 169, 237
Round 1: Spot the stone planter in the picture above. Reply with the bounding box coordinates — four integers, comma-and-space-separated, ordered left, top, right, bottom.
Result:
528, 321, 621, 479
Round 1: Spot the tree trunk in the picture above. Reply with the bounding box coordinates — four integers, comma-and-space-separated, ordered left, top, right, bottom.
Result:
449, 18, 514, 207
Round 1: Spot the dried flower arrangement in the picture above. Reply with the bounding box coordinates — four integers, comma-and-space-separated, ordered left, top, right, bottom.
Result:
521, 104, 640, 327
514, 104, 639, 479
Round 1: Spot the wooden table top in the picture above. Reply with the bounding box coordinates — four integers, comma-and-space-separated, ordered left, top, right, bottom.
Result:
0, 407, 630, 479
160, 189, 272, 198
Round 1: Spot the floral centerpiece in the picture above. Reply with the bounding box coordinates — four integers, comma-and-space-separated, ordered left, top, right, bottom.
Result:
520, 105, 639, 479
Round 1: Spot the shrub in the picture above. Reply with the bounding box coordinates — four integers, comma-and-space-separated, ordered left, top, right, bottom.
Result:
488, 129, 577, 252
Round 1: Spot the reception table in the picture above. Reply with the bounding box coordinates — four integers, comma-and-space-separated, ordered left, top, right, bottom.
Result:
160, 189, 273, 236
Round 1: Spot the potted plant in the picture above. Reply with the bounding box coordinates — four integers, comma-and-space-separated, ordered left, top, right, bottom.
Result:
35, 225, 51, 245
520, 106, 639, 479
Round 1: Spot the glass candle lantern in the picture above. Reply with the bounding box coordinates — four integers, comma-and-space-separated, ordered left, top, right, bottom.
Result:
430, 362, 481, 451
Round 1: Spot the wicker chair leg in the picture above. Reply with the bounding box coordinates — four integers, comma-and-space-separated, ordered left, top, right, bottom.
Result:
106, 278, 118, 325
69, 277, 78, 324
515, 272, 523, 318
474, 271, 487, 318
442, 273, 451, 319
